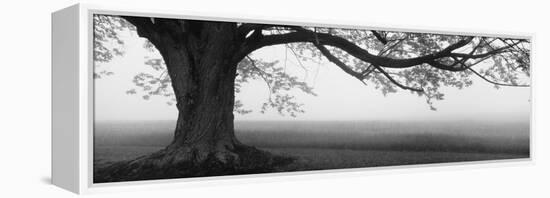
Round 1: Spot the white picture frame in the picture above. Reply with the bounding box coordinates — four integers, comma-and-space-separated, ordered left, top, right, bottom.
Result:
52, 3, 534, 194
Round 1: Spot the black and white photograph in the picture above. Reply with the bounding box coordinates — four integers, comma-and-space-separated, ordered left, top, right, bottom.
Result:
5, 0, 550, 197
92, 14, 531, 183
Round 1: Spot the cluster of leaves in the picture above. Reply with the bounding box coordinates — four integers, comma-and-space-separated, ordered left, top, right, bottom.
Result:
125, 57, 176, 105
93, 15, 135, 79
236, 57, 316, 116
480, 39, 531, 88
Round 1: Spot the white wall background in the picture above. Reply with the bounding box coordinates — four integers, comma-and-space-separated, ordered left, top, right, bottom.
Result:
0, 0, 548, 197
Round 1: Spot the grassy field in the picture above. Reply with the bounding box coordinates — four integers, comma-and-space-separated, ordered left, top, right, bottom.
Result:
94, 120, 529, 172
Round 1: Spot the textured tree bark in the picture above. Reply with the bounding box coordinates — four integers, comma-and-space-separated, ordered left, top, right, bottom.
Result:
161, 22, 240, 160
94, 21, 293, 183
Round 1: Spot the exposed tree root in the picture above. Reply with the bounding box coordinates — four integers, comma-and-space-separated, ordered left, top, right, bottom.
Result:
94, 143, 295, 183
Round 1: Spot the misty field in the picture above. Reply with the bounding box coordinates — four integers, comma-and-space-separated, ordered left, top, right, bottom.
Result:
94, 120, 529, 172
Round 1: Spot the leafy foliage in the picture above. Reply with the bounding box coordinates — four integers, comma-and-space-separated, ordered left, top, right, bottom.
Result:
277, 27, 529, 109
93, 15, 134, 79
237, 57, 316, 116
93, 15, 318, 116
93, 15, 530, 115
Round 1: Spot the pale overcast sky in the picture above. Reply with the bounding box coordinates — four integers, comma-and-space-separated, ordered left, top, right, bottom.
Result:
94, 29, 531, 122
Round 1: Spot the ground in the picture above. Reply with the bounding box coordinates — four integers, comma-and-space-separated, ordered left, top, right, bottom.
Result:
94, 145, 527, 178
93, 120, 529, 182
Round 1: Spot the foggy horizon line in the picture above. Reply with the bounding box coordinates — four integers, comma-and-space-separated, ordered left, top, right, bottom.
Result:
94, 117, 530, 123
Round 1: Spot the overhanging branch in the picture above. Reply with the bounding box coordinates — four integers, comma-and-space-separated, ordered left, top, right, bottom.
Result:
314, 43, 423, 92
247, 28, 474, 70
313, 43, 365, 84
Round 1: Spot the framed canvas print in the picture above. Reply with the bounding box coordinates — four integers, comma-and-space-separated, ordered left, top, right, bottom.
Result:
52, 4, 532, 194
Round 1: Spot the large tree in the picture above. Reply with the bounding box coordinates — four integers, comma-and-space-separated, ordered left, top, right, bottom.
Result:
93, 15, 530, 182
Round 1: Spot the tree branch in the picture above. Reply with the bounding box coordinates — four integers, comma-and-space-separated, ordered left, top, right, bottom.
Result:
120, 16, 158, 40
371, 30, 388, 45
373, 66, 424, 92
314, 43, 423, 92
246, 56, 274, 98
313, 43, 364, 81
450, 44, 519, 59
468, 68, 529, 87
246, 28, 473, 70
378, 38, 406, 56
237, 24, 264, 37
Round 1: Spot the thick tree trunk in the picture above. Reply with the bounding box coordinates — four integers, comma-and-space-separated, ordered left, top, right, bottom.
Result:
94, 21, 293, 183
161, 24, 241, 163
